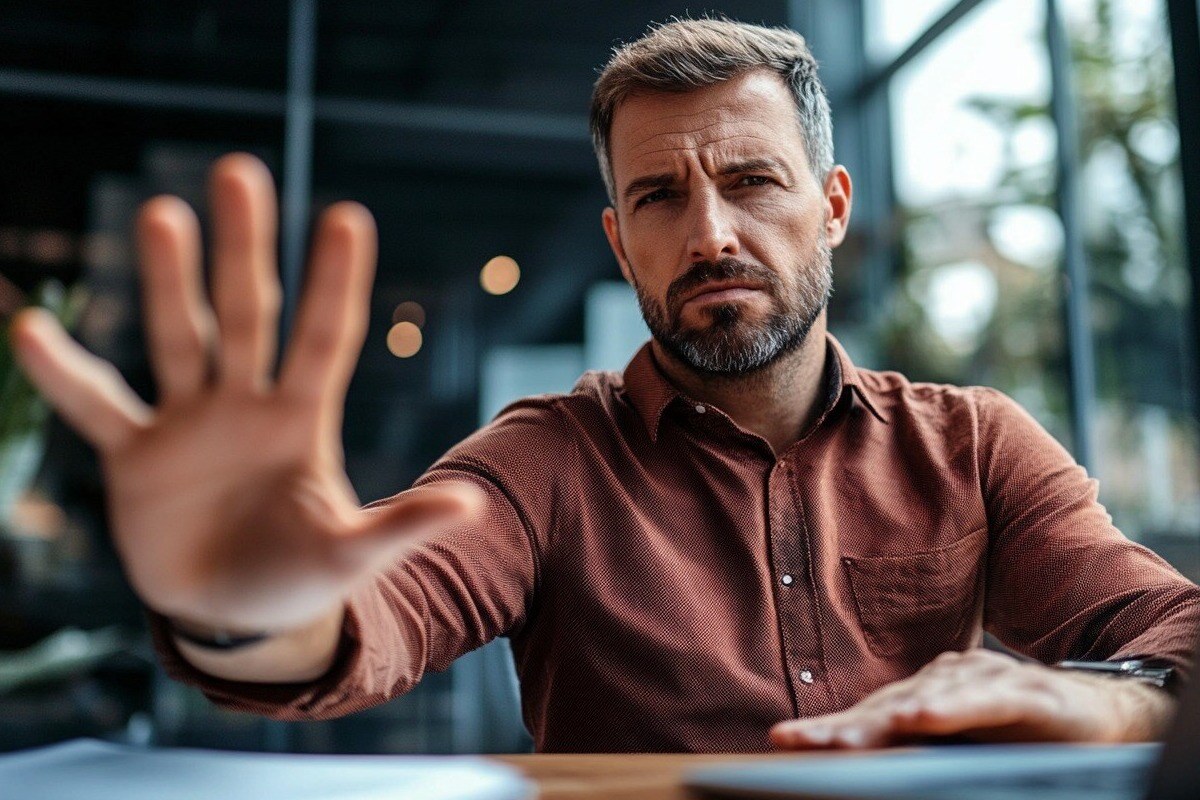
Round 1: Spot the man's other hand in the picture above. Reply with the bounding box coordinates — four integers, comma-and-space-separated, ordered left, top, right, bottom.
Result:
770, 649, 1176, 750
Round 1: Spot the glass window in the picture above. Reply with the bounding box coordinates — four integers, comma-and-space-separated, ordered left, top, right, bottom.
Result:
883, 0, 1070, 442
1061, 0, 1199, 563
865, 0, 965, 62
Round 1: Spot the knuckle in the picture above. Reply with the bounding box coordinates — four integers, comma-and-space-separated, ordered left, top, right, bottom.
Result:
156, 330, 204, 360
298, 324, 341, 360
930, 651, 964, 669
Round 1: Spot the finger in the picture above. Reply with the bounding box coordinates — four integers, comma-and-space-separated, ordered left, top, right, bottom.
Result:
771, 711, 862, 749
772, 653, 1036, 750
770, 673, 954, 750
136, 195, 216, 401
277, 202, 377, 412
332, 482, 485, 573
888, 686, 1036, 738
208, 153, 281, 391
9, 308, 151, 451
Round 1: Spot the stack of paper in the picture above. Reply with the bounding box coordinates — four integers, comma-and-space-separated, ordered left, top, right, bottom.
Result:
0, 738, 532, 800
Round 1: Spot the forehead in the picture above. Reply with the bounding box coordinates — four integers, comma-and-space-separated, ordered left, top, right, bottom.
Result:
609, 70, 807, 182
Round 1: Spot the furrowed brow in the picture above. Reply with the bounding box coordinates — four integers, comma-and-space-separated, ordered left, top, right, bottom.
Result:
622, 173, 676, 202
718, 157, 789, 177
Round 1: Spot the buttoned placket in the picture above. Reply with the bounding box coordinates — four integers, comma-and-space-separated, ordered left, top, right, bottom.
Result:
684, 390, 840, 715
766, 444, 837, 717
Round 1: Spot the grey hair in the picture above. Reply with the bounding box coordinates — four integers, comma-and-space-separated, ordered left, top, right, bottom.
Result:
589, 17, 835, 204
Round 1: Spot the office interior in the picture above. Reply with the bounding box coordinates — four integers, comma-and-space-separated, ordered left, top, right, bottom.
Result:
0, 0, 1198, 756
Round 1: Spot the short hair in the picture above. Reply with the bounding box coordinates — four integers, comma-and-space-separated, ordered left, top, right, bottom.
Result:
590, 17, 835, 204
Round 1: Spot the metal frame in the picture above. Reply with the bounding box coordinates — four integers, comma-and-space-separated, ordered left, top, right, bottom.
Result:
858, 0, 991, 99
1046, 0, 1098, 473
0, 67, 287, 116
0, 70, 588, 141
279, 0, 317, 347
793, 0, 896, 362
1166, 0, 1200, 427
845, 0, 1103, 471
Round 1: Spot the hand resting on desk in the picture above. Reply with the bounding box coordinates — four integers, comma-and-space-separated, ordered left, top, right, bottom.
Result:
8, 153, 480, 681
770, 648, 1176, 750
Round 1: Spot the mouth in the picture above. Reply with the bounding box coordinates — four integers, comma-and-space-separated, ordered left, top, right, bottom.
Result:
682, 281, 767, 308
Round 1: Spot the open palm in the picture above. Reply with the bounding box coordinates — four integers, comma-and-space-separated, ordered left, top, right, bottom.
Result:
10, 154, 475, 631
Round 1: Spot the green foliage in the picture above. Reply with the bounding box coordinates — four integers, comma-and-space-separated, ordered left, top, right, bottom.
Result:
0, 281, 88, 443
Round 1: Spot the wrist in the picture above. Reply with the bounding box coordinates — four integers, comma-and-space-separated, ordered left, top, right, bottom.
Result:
1055, 669, 1177, 742
166, 616, 273, 650
165, 604, 347, 683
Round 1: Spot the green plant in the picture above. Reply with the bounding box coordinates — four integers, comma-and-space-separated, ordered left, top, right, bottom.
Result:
0, 280, 88, 522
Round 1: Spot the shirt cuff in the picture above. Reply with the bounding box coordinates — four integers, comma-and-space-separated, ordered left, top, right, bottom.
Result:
144, 601, 374, 721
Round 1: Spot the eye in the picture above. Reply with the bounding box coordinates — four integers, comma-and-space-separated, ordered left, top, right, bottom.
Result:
634, 188, 673, 209
737, 175, 774, 187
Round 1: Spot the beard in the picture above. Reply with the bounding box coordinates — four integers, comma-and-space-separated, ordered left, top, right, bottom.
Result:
631, 235, 833, 377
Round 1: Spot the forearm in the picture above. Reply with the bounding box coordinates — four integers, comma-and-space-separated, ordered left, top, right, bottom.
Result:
169, 604, 346, 684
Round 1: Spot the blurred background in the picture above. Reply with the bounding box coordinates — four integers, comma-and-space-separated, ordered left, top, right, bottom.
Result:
0, 0, 1197, 756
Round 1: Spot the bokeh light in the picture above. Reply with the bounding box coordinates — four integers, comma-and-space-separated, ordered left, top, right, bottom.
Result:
480, 255, 520, 295
387, 321, 423, 358
392, 300, 426, 328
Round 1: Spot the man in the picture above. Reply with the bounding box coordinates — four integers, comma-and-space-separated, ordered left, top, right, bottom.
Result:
10, 19, 1199, 753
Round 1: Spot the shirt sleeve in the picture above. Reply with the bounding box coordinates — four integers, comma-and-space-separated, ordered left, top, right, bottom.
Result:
146, 396, 566, 720
976, 387, 1200, 688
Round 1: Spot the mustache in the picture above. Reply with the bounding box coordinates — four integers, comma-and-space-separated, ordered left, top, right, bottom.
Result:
665, 258, 779, 311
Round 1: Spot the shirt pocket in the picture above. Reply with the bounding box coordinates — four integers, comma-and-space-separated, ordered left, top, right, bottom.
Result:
841, 526, 987, 669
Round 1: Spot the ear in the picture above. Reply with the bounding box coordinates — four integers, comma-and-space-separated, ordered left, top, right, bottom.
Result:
822, 165, 853, 248
602, 206, 636, 286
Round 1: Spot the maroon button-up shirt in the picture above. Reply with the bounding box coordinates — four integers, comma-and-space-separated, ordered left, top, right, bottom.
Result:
155, 333, 1200, 752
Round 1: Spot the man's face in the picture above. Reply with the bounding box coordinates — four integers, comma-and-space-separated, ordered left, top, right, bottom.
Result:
601, 70, 851, 376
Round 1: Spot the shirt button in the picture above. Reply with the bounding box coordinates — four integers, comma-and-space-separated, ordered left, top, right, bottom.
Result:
780, 574, 794, 586
694, 404, 706, 413
800, 670, 814, 684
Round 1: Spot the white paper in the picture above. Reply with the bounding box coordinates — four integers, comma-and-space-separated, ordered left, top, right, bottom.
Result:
0, 738, 532, 800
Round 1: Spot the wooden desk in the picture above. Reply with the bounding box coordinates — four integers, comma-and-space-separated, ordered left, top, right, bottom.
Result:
493, 753, 807, 800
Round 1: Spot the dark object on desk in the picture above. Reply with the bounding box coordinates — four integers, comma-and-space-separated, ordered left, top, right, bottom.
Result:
687, 744, 1159, 800
686, 624, 1200, 800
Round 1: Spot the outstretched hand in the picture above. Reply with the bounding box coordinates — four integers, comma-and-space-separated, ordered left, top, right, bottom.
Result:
10, 153, 479, 632
770, 649, 1174, 750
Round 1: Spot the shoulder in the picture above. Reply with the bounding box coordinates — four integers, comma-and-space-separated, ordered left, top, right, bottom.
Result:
854, 365, 1012, 423
433, 368, 626, 475
853, 367, 1059, 459
856, 366, 1072, 478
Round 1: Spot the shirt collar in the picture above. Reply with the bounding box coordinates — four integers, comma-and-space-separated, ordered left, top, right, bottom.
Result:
621, 332, 887, 443
827, 333, 888, 426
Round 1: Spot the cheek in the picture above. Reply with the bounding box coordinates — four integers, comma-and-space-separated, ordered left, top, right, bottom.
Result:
622, 224, 679, 285
739, 201, 821, 267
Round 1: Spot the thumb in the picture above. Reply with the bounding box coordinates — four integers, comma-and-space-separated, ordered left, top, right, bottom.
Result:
337, 481, 486, 570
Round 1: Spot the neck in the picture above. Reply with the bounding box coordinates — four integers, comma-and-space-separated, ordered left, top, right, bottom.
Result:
651, 312, 830, 455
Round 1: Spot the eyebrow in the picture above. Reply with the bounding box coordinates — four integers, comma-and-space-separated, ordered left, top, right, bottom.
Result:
622, 172, 677, 203
718, 157, 790, 177
621, 158, 792, 203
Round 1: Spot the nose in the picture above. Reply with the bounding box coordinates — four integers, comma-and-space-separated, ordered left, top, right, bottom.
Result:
686, 189, 739, 263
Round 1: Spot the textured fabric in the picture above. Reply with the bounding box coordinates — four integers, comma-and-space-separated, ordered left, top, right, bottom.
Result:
151, 333, 1200, 752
